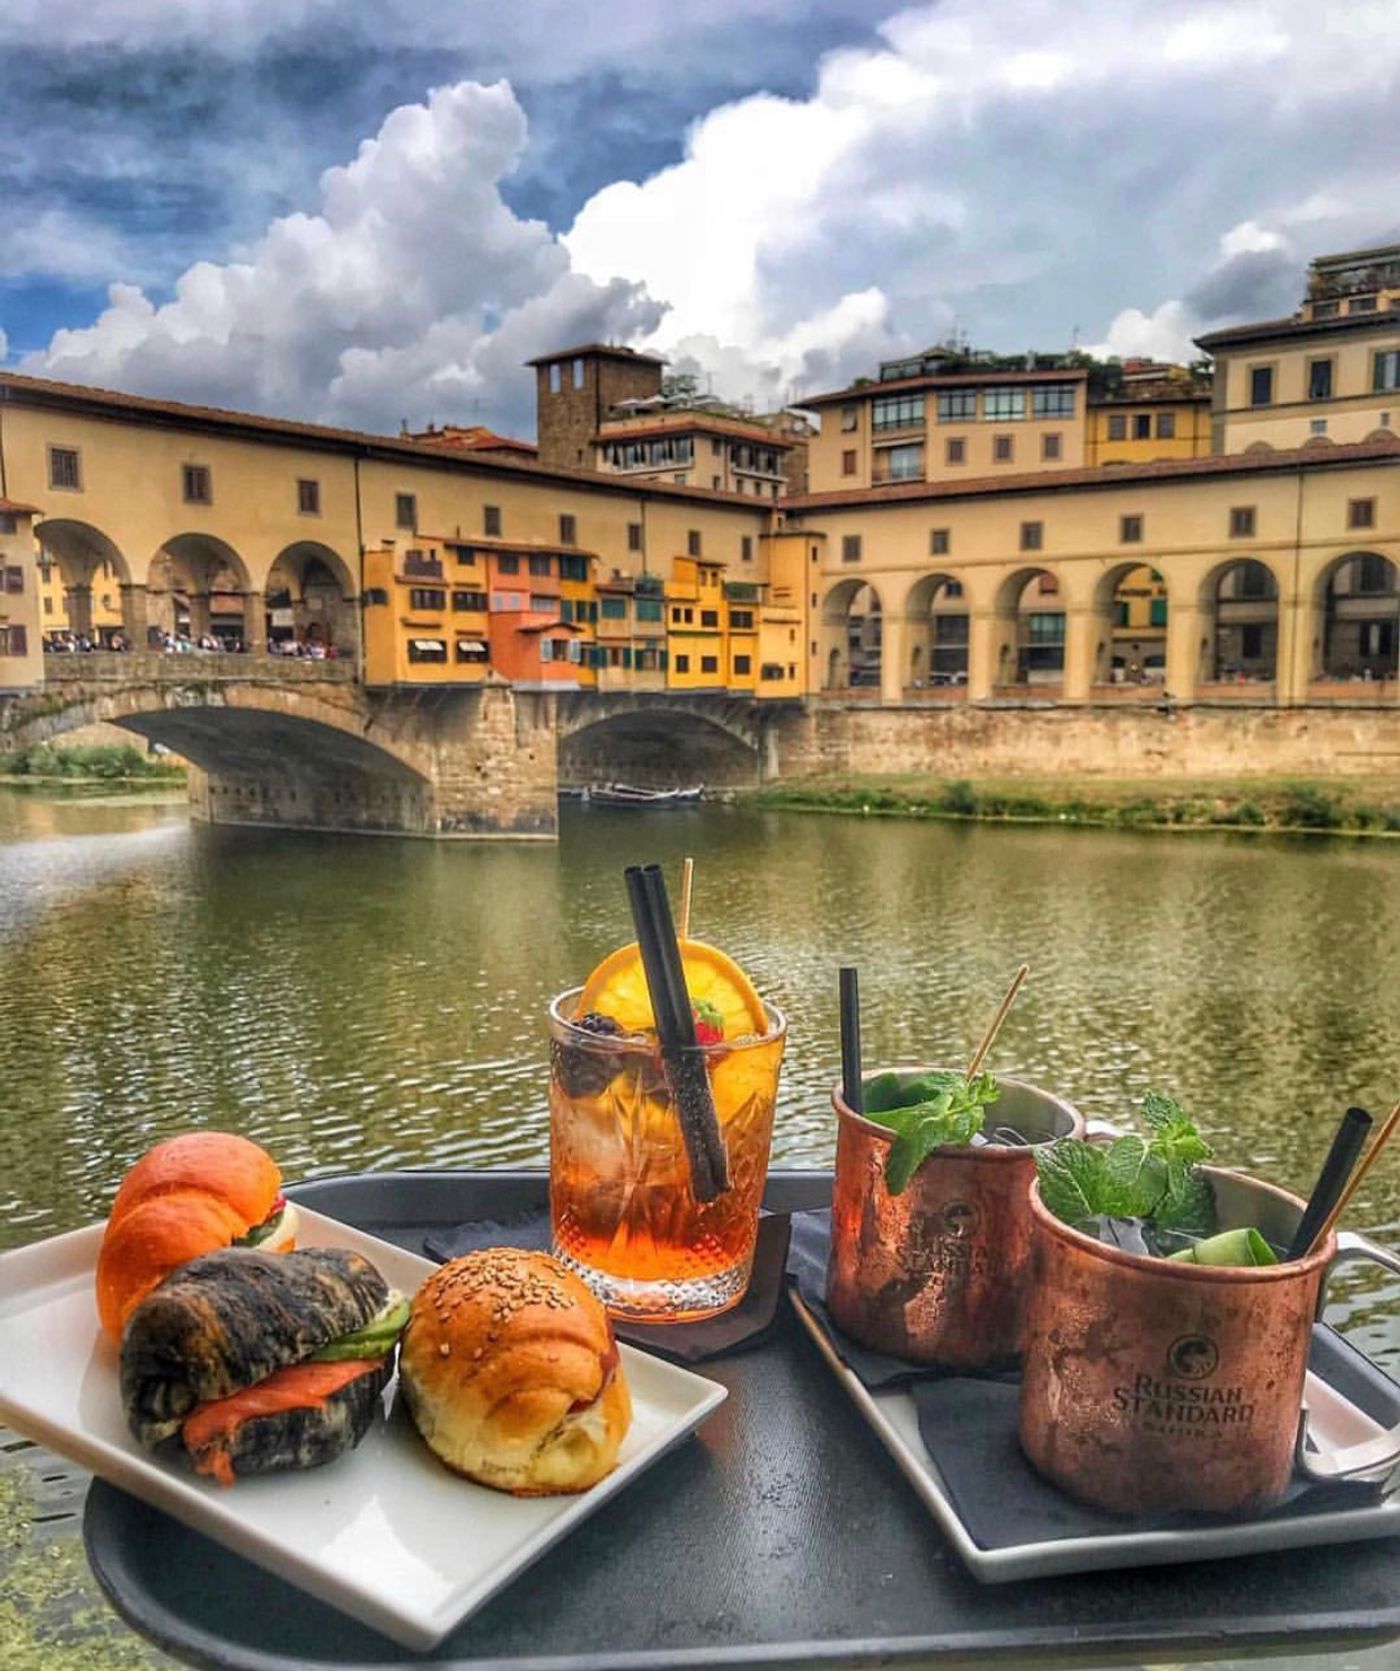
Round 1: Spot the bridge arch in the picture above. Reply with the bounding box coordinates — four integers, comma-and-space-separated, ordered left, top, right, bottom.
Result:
1197, 556, 1281, 685
150, 533, 258, 649
899, 572, 968, 689
1090, 561, 1170, 687
1312, 550, 1398, 683
265, 541, 360, 658
35, 518, 132, 645
6, 673, 438, 835
557, 699, 761, 790
820, 579, 882, 692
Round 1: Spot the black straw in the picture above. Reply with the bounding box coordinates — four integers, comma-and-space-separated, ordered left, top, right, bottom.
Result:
839, 966, 864, 1114
624, 863, 729, 1202
1287, 1106, 1373, 1260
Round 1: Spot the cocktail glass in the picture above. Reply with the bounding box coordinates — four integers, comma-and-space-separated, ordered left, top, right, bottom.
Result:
548, 988, 786, 1321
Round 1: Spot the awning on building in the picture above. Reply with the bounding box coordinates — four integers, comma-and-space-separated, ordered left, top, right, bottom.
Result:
412, 639, 446, 652
455, 639, 487, 653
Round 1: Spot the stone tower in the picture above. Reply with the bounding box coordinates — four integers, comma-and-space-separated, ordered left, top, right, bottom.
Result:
528, 344, 666, 471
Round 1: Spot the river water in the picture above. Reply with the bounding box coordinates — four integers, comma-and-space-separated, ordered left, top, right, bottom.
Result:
2, 786, 1400, 1670
3, 786, 1399, 1367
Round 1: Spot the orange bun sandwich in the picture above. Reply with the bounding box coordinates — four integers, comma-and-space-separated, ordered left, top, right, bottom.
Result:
96, 1132, 297, 1341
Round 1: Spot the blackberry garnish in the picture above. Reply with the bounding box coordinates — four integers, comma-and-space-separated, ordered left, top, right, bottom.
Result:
554, 1011, 625, 1099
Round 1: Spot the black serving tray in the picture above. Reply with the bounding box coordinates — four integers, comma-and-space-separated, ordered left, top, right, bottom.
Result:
84, 1168, 1400, 1671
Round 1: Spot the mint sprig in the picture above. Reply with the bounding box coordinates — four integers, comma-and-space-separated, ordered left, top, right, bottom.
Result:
1035, 1093, 1215, 1236
866, 1071, 1000, 1194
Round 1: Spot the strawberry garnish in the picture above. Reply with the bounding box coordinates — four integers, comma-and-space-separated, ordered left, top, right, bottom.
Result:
693, 999, 725, 1047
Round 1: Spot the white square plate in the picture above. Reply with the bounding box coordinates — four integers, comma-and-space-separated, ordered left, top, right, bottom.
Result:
790, 1288, 1400, 1582
0, 1208, 728, 1651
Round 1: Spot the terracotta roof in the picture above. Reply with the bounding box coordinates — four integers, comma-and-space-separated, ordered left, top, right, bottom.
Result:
421, 533, 599, 560
1195, 308, 1400, 351
802, 367, 1090, 407
0, 496, 40, 515
782, 434, 1400, 511
525, 343, 666, 367
1090, 384, 1212, 407
0, 370, 770, 511
597, 414, 792, 450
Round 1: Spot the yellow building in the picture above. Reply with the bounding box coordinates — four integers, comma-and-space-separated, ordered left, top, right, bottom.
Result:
1198, 244, 1400, 453
0, 498, 43, 691
805, 357, 1089, 495
665, 556, 729, 691
1086, 363, 1213, 467
594, 573, 667, 690
362, 538, 490, 687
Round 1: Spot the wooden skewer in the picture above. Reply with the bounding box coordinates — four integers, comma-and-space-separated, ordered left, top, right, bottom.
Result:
1306, 1098, 1400, 1258
678, 856, 695, 941
966, 963, 1030, 1079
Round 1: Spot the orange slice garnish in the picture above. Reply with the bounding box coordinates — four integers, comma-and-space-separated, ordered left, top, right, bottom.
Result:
576, 939, 766, 1041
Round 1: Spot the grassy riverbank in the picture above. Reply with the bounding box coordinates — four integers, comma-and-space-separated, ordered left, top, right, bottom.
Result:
751, 774, 1400, 837
1, 743, 186, 784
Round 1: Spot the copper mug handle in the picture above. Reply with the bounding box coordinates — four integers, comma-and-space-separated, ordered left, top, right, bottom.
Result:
1295, 1232, 1400, 1487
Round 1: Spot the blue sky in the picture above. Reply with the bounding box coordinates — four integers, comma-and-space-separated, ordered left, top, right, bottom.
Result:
2, 1, 1396, 436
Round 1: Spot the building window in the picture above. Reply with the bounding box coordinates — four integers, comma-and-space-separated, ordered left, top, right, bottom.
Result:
1308, 359, 1334, 401
937, 390, 977, 423
1020, 521, 1043, 552
1238, 560, 1272, 599
1349, 498, 1376, 530
409, 588, 446, 610
48, 446, 81, 490
1107, 414, 1127, 441
930, 528, 950, 556
528, 553, 552, 577
1150, 597, 1168, 628
549, 364, 562, 394
741, 535, 753, 561
700, 609, 719, 628
572, 358, 585, 389
182, 464, 212, 504
559, 554, 588, 581
396, 493, 417, 531
983, 388, 1025, 422
700, 655, 719, 674
497, 553, 520, 574
1120, 514, 1143, 544
407, 638, 447, 663
627, 522, 642, 551
1249, 365, 1274, 407
1027, 612, 1065, 645
5, 565, 23, 593
734, 654, 752, 675
1131, 414, 1151, 440
1373, 351, 1400, 392
714, 476, 724, 491
1037, 573, 1059, 596
558, 513, 577, 545
882, 442, 924, 481
0, 624, 27, 656
452, 590, 487, 611
993, 435, 1014, 463
363, 587, 389, 606
872, 393, 924, 431
484, 504, 502, 537
1310, 418, 1329, 436
600, 595, 627, 620
941, 579, 964, 599
687, 530, 702, 556
1032, 384, 1076, 418
942, 437, 965, 466
842, 534, 862, 562
296, 478, 320, 515
842, 449, 858, 476
841, 404, 859, 432
455, 639, 488, 663
1156, 412, 1176, 440
675, 654, 690, 674
729, 609, 754, 629
1042, 433, 1061, 461
1358, 553, 1391, 592
1229, 506, 1256, 538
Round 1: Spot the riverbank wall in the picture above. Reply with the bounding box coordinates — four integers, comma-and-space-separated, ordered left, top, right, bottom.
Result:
768, 701, 1400, 784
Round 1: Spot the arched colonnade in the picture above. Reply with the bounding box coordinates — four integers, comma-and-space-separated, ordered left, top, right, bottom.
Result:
819, 548, 1399, 705
36, 520, 360, 661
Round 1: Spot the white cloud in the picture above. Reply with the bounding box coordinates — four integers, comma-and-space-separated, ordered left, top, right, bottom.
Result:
28, 82, 661, 435
21, 0, 1400, 429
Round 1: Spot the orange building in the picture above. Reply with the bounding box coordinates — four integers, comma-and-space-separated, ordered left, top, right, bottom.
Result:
482, 544, 588, 687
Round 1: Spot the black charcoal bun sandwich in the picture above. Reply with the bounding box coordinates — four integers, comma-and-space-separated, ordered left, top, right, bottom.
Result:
120, 1246, 409, 1486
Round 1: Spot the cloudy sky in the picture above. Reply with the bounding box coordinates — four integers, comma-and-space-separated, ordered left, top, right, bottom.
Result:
1, 0, 1397, 438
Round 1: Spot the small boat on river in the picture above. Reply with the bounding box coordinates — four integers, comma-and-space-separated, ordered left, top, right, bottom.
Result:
583, 782, 703, 807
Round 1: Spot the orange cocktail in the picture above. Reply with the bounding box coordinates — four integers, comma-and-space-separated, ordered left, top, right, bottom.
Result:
548, 939, 786, 1321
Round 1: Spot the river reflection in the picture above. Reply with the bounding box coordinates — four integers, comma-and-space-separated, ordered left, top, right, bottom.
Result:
2, 791, 1397, 1366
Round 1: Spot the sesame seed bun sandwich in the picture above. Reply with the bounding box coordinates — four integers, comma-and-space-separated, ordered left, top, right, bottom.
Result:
96, 1132, 298, 1341
399, 1248, 632, 1496
121, 1246, 409, 1487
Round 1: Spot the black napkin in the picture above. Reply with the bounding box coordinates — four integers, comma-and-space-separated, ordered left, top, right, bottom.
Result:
424, 1210, 791, 1365
913, 1377, 1382, 1550
786, 1209, 1016, 1389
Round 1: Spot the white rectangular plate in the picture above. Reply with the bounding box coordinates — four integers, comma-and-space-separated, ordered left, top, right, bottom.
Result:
0, 1209, 727, 1651
790, 1289, 1400, 1583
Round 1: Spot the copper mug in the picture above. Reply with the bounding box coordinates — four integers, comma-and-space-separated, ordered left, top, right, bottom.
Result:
826, 1071, 1084, 1368
1019, 1166, 1400, 1516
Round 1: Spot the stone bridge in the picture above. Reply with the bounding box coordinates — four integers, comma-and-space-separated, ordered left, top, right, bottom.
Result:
2, 656, 801, 836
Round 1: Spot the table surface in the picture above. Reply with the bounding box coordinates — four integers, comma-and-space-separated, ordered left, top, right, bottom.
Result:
82, 1168, 1400, 1671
